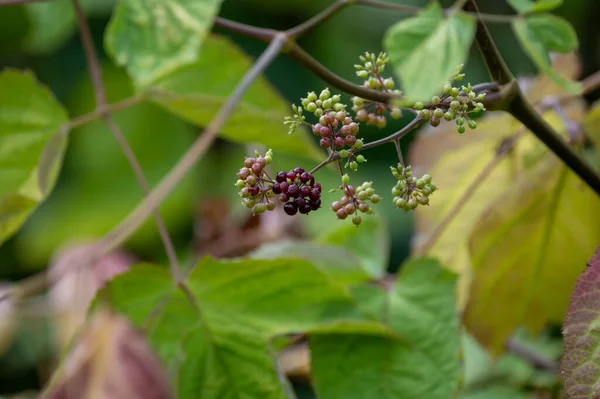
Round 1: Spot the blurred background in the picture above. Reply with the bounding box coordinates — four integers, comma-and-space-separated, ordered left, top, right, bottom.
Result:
0, 0, 599, 396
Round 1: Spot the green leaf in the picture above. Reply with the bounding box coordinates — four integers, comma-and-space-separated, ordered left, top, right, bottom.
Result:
15, 65, 198, 266
316, 215, 389, 279
459, 387, 531, 399
562, 248, 600, 398
148, 35, 322, 161
383, 3, 475, 101
513, 17, 581, 93
465, 161, 600, 353
105, 0, 225, 88
249, 240, 372, 285
526, 14, 578, 53
310, 258, 461, 399
23, 0, 116, 54
98, 256, 368, 398
507, 0, 562, 13
0, 69, 68, 246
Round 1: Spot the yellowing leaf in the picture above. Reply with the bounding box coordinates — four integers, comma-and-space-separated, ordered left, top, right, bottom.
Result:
465, 159, 600, 353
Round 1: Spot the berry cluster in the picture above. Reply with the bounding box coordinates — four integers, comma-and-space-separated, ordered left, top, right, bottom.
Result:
351, 52, 402, 128
332, 175, 380, 226
312, 110, 361, 151
236, 150, 276, 215
391, 164, 437, 211
273, 167, 322, 216
413, 65, 485, 134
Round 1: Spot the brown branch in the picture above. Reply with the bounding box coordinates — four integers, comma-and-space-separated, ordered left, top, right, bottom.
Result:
285, 0, 351, 39
71, 0, 182, 280
505, 338, 559, 373
0, 0, 49, 5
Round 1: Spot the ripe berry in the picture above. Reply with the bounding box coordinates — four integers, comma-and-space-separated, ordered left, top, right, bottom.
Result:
276, 171, 287, 183
331, 201, 342, 211
300, 172, 311, 183
251, 163, 262, 175
287, 171, 297, 181
288, 184, 300, 197
238, 168, 250, 180
294, 197, 306, 207
310, 199, 321, 210
246, 175, 257, 186
313, 183, 322, 192
336, 208, 348, 219
299, 203, 312, 214
272, 183, 281, 194
248, 186, 259, 196
279, 181, 289, 193
244, 158, 255, 168
300, 186, 311, 197
334, 137, 345, 148
310, 189, 320, 201
284, 202, 298, 215
320, 138, 331, 148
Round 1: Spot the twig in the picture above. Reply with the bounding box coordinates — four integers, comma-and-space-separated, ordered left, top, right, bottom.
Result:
505, 338, 559, 373
0, 0, 49, 5
285, 0, 351, 39
393, 139, 404, 166
66, 96, 144, 130
466, 0, 600, 196
71, 0, 181, 280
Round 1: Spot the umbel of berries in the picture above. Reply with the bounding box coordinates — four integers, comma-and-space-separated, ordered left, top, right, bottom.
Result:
273, 167, 322, 216
390, 164, 436, 211
236, 149, 277, 215
332, 174, 380, 226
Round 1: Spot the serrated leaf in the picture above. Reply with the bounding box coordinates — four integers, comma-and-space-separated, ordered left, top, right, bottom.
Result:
383, 3, 475, 101
513, 17, 581, 93
105, 0, 224, 88
562, 248, 600, 399
248, 240, 371, 285
98, 256, 369, 398
310, 258, 461, 399
508, 0, 562, 13
316, 215, 389, 279
465, 160, 600, 353
148, 35, 322, 161
15, 65, 198, 266
0, 69, 68, 246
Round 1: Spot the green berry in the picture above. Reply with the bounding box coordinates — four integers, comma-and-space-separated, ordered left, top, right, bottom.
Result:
432, 96, 441, 105
443, 83, 452, 94
468, 120, 477, 129
235, 179, 245, 189
266, 200, 276, 211
456, 117, 464, 126
358, 191, 368, 201
366, 188, 375, 196
450, 88, 460, 97
356, 155, 366, 163
392, 186, 402, 196
457, 125, 466, 134
357, 70, 368, 79
417, 196, 429, 205
306, 102, 317, 112
420, 109, 431, 120
414, 101, 424, 111
384, 78, 395, 90
352, 215, 362, 226
322, 99, 332, 109
422, 174, 432, 183
350, 161, 358, 171
319, 88, 331, 101
354, 139, 364, 149
332, 94, 341, 104
334, 103, 345, 112
429, 183, 437, 192
370, 194, 381, 203
301, 98, 309, 108
433, 108, 444, 119
444, 111, 454, 121
407, 198, 417, 209
340, 149, 349, 158
422, 187, 432, 196
315, 108, 324, 117
416, 179, 425, 189
450, 101, 460, 110
395, 197, 407, 208
342, 174, 350, 184
477, 93, 486, 100
390, 108, 402, 119
253, 203, 267, 214
307, 92, 317, 102
353, 97, 364, 106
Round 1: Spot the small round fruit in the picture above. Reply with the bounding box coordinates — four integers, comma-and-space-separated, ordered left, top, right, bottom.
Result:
284, 202, 298, 215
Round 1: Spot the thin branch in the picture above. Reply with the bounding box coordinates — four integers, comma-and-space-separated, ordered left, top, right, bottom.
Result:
0, 0, 49, 5
505, 338, 559, 373
393, 139, 404, 166
66, 96, 144, 130
415, 131, 524, 256
213, 17, 275, 43
97, 34, 288, 255
72, 0, 182, 280
285, 0, 351, 39
466, 0, 600, 196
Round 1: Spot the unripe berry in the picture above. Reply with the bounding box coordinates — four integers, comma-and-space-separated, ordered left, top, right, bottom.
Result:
370, 194, 381, 203
353, 97, 364, 106
384, 78, 395, 90
395, 197, 407, 208
358, 202, 370, 213
433, 108, 444, 119
420, 109, 431, 120
334, 103, 345, 112
352, 215, 362, 226
266, 200, 276, 211
342, 174, 350, 184
457, 125, 466, 134
319, 88, 331, 101
443, 83, 452, 94
244, 199, 255, 208
301, 98, 309, 108
253, 203, 267, 214
322, 99, 333, 109
235, 180, 245, 188
336, 208, 348, 219
450, 88, 460, 97
246, 175, 257, 186
356, 155, 366, 163
414, 101, 424, 111
430, 117, 441, 127
422, 187, 432, 196
358, 191, 368, 201
340, 149, 349, 158
456, 117, 464, 126
450, 101, 460, 110
416, 179, 425, 189
354, 139, 364, 149
306, 102, 317, 112
391, 108, 402, 119
444, 111, 454, 121
468, 120, 477, 129
417, 196, 429, 205
349, 161, 358, 171
432, 96, 441, 105
331, 201, 342, 211
407, 198, 417, 209
345, 203, 356, 214
357, 70, 368, 79
350, 122, 359, 134
376, 116, 387, 129
307, 92, 317, 102
356, 109, 368, 122
320, 137, 331, 148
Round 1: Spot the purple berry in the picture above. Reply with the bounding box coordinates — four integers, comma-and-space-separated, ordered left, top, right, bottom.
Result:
238, 167, 250, 180
288, 184, 300, 197
313, 183, 322, 193
319, 126, 331, 137
276, 171, 287, 183
334, 137, 345, 149
299, 203, 312, 214
294, 197, 306, 207
272, 183, 281, 194
310, 199, 321, 210
320, 137, 331, 148
279, 181, 289, 193
286, 171, 296, 181
248, 186, 259, 196
310, 189, 320, 201
300, 172, 310, 183
252, 163, 263, 175
293, 167, 304, 174
301, 186, 311, 197
284, 202, 298, 215
279, 193, 289, 202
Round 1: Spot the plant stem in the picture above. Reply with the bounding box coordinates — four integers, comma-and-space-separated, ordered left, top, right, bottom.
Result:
0, 0, 49, 5
72, 0, 181, 280
97, 34, 288, 255
66, 96, 144, 130
285, 0, 351, 39
466, 0, 600, 196
505, 338, 559, 373
394, 139, 404, 166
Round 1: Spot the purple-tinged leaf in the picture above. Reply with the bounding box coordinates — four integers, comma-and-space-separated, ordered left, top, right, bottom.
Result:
561, 247, 600, 398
